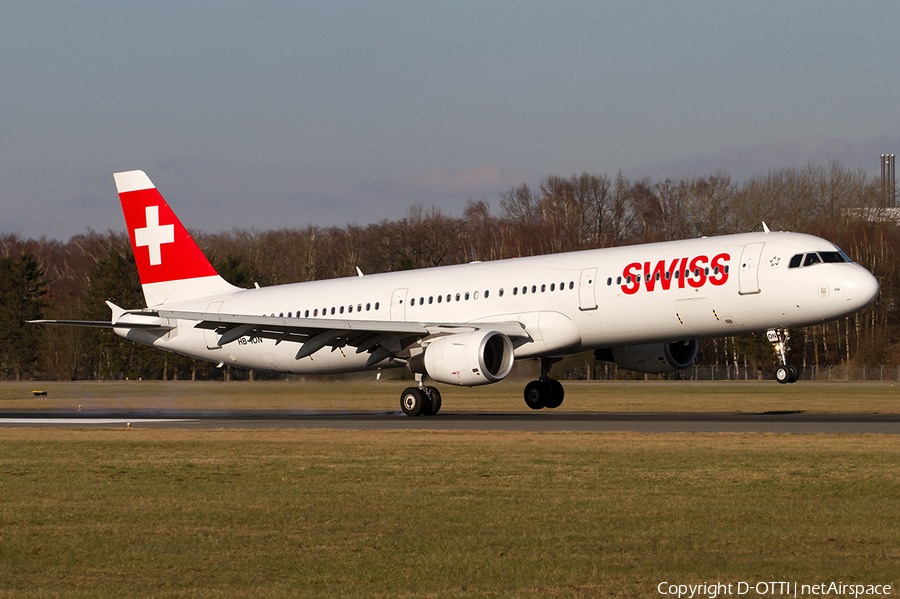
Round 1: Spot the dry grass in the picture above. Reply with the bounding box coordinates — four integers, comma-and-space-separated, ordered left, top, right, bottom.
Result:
0, 429, 898, 597
3, 379, 900, 414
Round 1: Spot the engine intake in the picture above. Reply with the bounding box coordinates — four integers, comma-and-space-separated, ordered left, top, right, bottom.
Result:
595, 340, 698, 374
415, 330, 515, 386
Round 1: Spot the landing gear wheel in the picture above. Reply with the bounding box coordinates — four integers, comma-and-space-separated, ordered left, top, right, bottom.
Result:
400, 387, 426, 417
524, 380, 549, 410
423, 387, 442, 416
543, 379, 565, 409
788, 365, 799, 383
775, 365, 791, 384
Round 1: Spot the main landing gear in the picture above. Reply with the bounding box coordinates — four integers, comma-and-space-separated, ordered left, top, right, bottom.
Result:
523, 357, 565, 410
400, 374, 442, 417
768, 328, 800, 384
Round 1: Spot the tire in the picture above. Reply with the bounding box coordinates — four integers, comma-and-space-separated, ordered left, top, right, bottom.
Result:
423, 387, 442, 416
543, 379, 565, 409
524, 380, 548, 410
788, 365, 800, 384
400, 387, 426, 417
775, 366, 790, 384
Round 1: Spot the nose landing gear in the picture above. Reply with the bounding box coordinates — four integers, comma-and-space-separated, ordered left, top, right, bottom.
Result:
768, 329, 799, 384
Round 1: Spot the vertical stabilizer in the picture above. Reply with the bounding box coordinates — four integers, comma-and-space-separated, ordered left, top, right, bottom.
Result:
114, 170, 240, 306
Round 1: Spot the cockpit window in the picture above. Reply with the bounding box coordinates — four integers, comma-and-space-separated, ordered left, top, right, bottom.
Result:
819, 251, 847, 264
789, 249, 852, 269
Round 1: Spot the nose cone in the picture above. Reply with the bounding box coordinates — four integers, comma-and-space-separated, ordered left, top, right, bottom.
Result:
844, 265, 880, 311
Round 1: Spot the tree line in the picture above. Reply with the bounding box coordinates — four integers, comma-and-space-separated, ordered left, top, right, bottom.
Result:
2, 161, 897, 381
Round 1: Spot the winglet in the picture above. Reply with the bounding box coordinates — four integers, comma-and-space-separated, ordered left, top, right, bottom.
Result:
106, 301, 126, 324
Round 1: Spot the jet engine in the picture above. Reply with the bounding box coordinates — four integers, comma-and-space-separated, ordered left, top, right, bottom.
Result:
412, 330, 515, 386
594, 340, 698, 374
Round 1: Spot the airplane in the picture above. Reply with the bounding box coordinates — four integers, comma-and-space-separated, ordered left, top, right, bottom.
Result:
32, 170, 880, 416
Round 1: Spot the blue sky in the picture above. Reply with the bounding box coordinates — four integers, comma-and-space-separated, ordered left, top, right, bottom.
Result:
2, 1, 898, 240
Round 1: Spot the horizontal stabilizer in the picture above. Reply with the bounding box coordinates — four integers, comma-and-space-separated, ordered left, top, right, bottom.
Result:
29, 319, 173, 330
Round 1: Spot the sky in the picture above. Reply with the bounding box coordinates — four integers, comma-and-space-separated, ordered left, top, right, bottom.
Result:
2, 1, 899, 240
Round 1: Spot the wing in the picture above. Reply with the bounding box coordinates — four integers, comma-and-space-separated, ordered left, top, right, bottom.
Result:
151, 308, 529, 366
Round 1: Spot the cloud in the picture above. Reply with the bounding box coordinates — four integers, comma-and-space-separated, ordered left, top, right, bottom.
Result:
365, 163, 539, 201
639, 136, 900, 182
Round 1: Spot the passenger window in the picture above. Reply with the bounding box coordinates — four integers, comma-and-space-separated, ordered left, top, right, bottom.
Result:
455, 293, 460, 301
789, 254, 803, 268
569, 281, 574, 290
804, 253, 821, 267
438, 295, 442, 303
348, 305, 353, 313
552, 283, 558, 291
531, 285, 537, 293
419, 298, 423, 305
366, 303, 371, 311
428, 296, 433, 304
473, 291, 478, 299
375, 302, 380, 310
340, 306, 344, 314
522, 286, 527, 295
358, 304, 362, 312
410, 298, 415, 306
484, 290, 489, 298
314, 309, 318, 317
305, 310, 310, 318
331, 307, 336, 315
513, 287, 518, 296
465, 292, 470, 300
617, 276, 622, 284
498, 289, 503, 297
446, 295, 451, 302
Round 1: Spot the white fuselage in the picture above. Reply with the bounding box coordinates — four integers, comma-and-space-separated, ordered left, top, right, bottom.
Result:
118, 231, 879, 375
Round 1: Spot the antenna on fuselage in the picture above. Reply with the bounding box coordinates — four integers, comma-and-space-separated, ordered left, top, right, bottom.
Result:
761, 222, 770, 234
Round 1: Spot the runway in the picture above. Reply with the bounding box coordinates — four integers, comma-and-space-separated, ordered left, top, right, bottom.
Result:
1, 410, 899, 433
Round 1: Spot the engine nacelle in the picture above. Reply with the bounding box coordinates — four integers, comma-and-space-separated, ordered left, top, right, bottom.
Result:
596, 340, 698, 374
417, 330, 515, 386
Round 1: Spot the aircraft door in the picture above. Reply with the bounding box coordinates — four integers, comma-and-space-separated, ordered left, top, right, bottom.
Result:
391, 288, 408, 321
738, 243, 765, 295
578, 268, 598, 311
204, 301, 223, 349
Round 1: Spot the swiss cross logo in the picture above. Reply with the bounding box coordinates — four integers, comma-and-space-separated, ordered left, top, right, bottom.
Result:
134, 206, 175, 266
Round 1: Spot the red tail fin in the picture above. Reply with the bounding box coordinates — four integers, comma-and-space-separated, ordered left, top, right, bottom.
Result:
114, 170, 239, 306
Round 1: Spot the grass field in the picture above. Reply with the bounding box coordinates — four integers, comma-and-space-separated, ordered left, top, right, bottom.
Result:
4, 379, 900, 414
2, 382, 898, 597
0, 429, 898, 598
